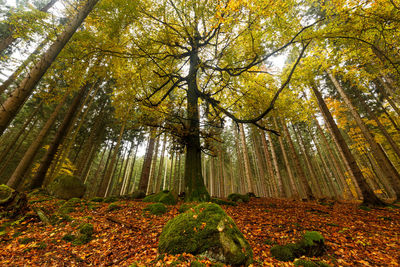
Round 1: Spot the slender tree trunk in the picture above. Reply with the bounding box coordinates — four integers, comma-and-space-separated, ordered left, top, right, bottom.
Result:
0, 0, 58, 54
282, 118, 314, 199
0, 0, 99, 135
139, 133, 156, 193
155, 133, 167, 193
0, 39, 48, 95
328, 72, 400, 199
98, 123, 125, 197
0, 100, 42, 163
6, 92, 69, 189
274, 117, 299, 198
147, 134, 160, 194
234, 126, 245, 193
267, 131, 285, 197
126, 144, 138, 194
314, 117, 352, 199
311, 82, 385, 205
239, 123, 254, 193
120, 144, 133, 195
292, 124, 323, 198
29, 83, 91, 189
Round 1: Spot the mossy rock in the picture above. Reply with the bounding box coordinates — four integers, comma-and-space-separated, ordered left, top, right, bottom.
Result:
58, 198, 82, 214
178, 203, 197, 213
73, 223, 94, 245
0, 184, 14, 205
227, 193, 250, 203
270, 245, 295, 261
104, 196, 119, 203
107, 203, 121, 211
120, 191, 146, 200
62, 233, 75, 242
190, 261, 206, 267
144, 203, 167, 215
210, 198, 237, 206
47, 174, 86, 200
143, 191, 178, 205
271, 231, 326, 262
159, 203, 253, 266
298, 231, 325, 257
90, 197, 104, 202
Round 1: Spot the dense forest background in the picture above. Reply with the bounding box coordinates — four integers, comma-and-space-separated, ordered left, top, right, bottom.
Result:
1, 0, 400, 204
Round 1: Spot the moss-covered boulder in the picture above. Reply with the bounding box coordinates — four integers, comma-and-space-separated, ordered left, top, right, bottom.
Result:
270, 231, 326, 262
73, 223, 94, 245
144, 203, 167, 215
297, 231, 325, 257
143, 190, 178, 205
47, 174, 86, 200
0, 184, 28, 218
227, 193, 250, 203
159, 203, 253, 266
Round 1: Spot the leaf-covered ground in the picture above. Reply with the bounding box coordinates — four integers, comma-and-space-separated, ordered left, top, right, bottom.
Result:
1, 194, 399, 266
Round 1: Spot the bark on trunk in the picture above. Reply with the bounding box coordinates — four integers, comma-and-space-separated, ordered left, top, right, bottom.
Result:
138, 133, 156, 193
328, 72, 400, 199
183, 50, 210, 201
29, 82, 91, 189
0, 0, 99, 135
239, 123, 254, 193
6, 93, 69, 189
311, 82, 385, 206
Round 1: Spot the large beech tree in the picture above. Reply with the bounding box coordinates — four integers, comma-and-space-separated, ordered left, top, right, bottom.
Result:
89, 0, 317, 201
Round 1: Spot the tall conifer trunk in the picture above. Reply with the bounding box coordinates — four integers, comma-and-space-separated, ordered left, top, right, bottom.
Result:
0, 0, 99, 135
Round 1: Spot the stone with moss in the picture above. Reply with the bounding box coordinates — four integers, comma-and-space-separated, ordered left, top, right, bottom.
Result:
58, 198, 82, 214
90, 197, 104, 202
107, 203, 121, 211
103, 196, 118, 203
47, 174, 86, 200
62, 233, 75, 242
0, 184, 14, 205
159, 203, 253, 266
143, 190, 178, 205
73, 223, 94, 245
270, 244, 295, 261
210, 198, 237, 206
178, 203, 197, 213
227, 193, 250, 203
144, 203, 167, 215
298, 231, 325, 257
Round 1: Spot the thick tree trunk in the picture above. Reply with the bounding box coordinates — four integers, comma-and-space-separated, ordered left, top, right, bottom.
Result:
328, 72, 400, 199
311, 82, 385, 206
183, 51, 210, 201
29, 82, 91, 189
6, 93, 69, 189
146, 134, 160, 194
0, 0, 99, 135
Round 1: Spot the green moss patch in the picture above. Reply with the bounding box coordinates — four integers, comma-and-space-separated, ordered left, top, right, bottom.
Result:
144, 203, 167, 215
178, 203, 197, 213
210, 198, 237, 206
143, 191, 178, 205
47, 174, 86, 200
159, 203, 252, 266
227, 193, 250, 203
107, 203, 121, 211
270, 231, 326, 262
72, 223, 94, 245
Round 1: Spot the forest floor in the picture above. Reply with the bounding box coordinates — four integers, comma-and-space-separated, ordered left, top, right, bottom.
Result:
1, 193, 400, 266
